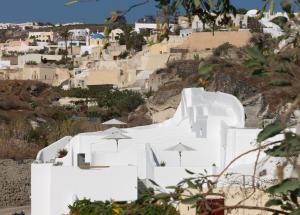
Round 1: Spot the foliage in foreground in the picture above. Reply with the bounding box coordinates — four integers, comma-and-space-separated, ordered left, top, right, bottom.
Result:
68, 189, 179, 215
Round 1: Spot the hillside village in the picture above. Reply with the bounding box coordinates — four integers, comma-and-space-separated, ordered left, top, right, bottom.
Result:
1, 2, 300, 214
0, 10, 286, 92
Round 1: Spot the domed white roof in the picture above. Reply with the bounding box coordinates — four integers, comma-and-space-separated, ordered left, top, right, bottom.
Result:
246, 9, 259, 17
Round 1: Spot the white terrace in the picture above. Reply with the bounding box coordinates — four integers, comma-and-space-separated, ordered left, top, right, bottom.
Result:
31, 88, 290, 215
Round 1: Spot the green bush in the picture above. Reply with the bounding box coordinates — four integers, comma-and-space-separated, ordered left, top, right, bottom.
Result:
270, 79, 292, 87
247, 17, 263, 33
97, 90, 144, 113
60, 87, 144, 115
68, 197, 178, 215
198, 64, 214, 79
271, 16, 288, 29
252, 68, 268, 76
118, 51, 129, 59
213, 42, 234, 57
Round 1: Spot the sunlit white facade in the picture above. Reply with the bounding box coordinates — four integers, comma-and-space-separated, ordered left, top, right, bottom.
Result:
31, 88, 291, 215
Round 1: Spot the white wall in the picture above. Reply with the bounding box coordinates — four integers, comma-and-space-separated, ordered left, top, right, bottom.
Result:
18, 54, 63, 67
0, 60, 10, 69
134, 23, 175, 33
36, 136, 72, 162
31, 165, 138, 215
31, 164, 52, 215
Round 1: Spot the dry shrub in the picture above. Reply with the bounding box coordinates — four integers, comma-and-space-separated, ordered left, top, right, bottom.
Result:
0, 140, 41, 160
46, 120, 105, 143
0, 120, 39, 160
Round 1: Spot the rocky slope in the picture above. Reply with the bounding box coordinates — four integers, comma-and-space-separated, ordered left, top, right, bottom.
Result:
0, 159, 32, 207
132, 45, 300, 128
0, 80, 63, 123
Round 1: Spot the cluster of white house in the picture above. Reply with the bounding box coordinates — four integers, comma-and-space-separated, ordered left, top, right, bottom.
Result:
31, 88, 292, 215
0, 9, 288, 93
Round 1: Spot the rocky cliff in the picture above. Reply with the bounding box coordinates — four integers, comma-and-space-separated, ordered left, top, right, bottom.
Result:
132, 45, 300, 128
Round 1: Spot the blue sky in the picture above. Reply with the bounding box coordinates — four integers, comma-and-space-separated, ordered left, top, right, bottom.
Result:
0, 0, 281, 24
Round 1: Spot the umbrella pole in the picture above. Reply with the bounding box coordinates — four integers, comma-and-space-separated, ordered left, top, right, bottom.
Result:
116, 139, 119, 152
179, 151, 182, 167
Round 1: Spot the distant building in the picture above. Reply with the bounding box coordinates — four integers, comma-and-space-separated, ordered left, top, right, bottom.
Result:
58, 40, 86, 48
22, 64, 70, 86
191, 15, 204, 31
178, 16, 189, 29
69, 29, 89, 41
0, 40, 29, 52
72, 68, 89, 88
18, 54, 63, 68
180, 29, 193, 38
87, 33, 105, 46
0, 60, 10, 69
134, 16, 175, 34
109, 28, 124, 43
28, 31, 54, 42
179, 15, 204, 37
85, 68, 125, 88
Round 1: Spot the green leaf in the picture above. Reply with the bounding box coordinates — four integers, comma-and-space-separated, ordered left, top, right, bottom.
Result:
244, 59, 261, 68
280, 0, 293, 17
246, 46, 266, 64
265, 199, 283, 207
290, 208, 300, 215
257, 120, 284, 143
267, 179, 300, 194
252, 68, 268, 76
198, 65, 213, 76
149, 179, 160, 187
165, 186, 177, 189
181, 195, 201, 205
265, 132, 300, 157
290, 189, 300, 204
185, 169, 195, 175
186, 179, 197, 189
194, 0, 201, 8
208, 0, 216, 8
270, 0, 275, 15
154, 193, 171, 200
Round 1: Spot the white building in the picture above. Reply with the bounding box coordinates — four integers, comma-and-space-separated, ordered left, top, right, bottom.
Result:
0, 60, 10, 69
58, 40, 86, 48
69, 29, 89, 40
109, 28, 124, 43
72, 68, 89, 88
180, 15, 204, 37
135, 22, 175, 33
32, 88, 291, 215
245, 9, 285, 38
69, 29, 89, 38
28, 31, 54, 42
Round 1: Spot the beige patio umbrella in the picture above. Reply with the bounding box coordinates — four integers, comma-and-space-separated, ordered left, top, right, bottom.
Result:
102, 127, 128, 135
165, 143, 195, 166
102, 119, 127, 125
103, 132, 132, 152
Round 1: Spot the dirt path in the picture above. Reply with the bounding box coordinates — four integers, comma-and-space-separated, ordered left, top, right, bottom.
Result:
0, 206, 30, 215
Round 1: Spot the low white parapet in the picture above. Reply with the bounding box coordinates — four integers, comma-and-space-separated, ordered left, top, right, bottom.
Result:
31, 164, 138, 215
36, 136, 72, 162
